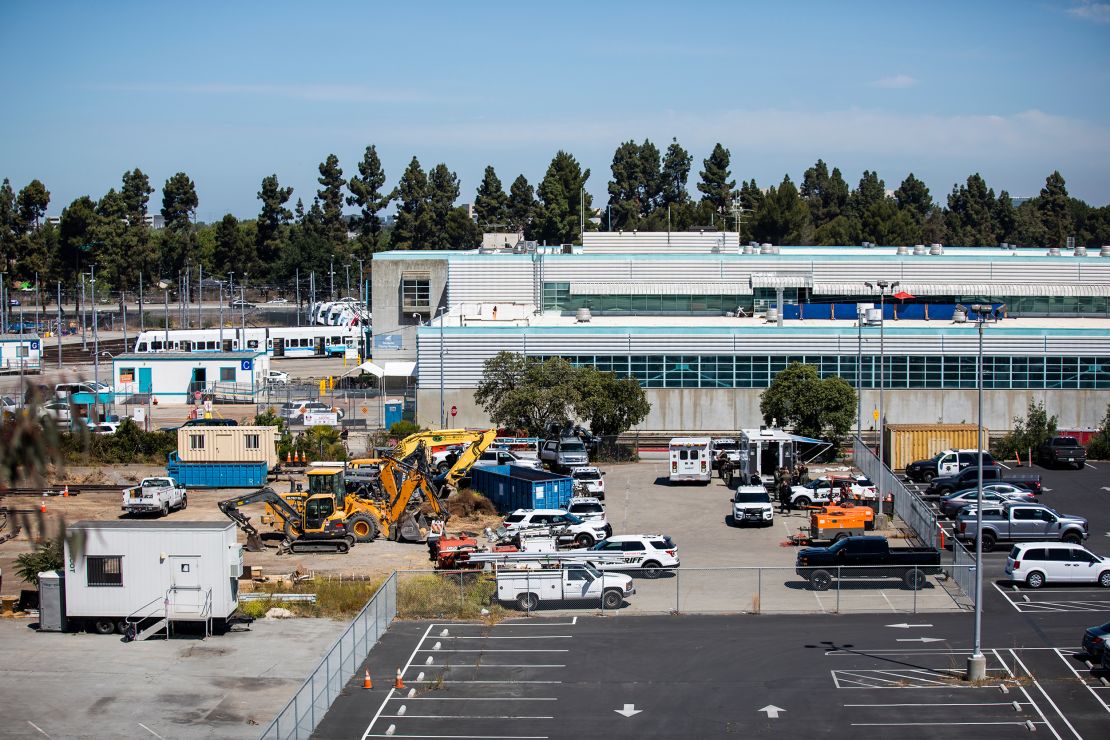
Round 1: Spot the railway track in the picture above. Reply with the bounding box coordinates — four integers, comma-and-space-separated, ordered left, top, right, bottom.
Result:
0, 484, 123, 496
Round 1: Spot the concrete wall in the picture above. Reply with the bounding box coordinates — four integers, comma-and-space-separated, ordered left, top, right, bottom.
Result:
370, 258, 448, 365
417, 387, 1108, 432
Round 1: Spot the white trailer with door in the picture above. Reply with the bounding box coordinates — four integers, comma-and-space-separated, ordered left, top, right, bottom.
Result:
668, 437, 712, 484
61, 520, 246, 638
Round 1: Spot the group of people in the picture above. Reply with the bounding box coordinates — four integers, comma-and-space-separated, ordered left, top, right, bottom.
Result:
772, 464, 812, 514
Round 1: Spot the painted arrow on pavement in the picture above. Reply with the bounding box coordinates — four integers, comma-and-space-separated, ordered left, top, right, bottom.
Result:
897, 637, 945, 643
614, 704, 642, 718
759, 705, 786, 719
1101, 487, 1110, 492
887, 623, 934, 628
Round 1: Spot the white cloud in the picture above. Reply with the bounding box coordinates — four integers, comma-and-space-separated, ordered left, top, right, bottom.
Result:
869, 74, 918, 89
96, 82, 452, 104
1067, 1, 1110, 23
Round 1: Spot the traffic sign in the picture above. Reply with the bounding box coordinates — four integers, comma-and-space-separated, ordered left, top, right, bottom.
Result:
194, 391, 202, 400
872, 408, 880, 422
450, 405, 457, 417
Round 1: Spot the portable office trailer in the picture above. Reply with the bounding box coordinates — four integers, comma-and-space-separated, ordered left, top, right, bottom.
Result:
470, 465, 574, 513
176, 425, 279, 467
881, 424, 987, 471
0, 334, 42, 372
111, 351, 269, 401
63, 520, 243, 635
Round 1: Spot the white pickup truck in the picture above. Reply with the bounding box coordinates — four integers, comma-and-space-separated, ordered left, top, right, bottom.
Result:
121, 477, 187, 517
496, 562, 635, 610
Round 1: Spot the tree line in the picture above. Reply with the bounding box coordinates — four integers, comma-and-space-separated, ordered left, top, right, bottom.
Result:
2, 140, 1108, 295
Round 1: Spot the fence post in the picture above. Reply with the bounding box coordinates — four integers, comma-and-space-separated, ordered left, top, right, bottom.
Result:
757, 568, 762, 615
675, 568, 681, 614
836, 566, 841, 614
914, 568, 918, 614
459, 571, 464, 615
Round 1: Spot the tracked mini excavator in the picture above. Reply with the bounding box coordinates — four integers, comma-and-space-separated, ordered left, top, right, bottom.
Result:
218, 487, 356, 554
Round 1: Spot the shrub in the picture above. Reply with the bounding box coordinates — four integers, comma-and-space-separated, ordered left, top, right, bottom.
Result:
388, 420, 423, 439
15, 538, 64, 585
1087, 403, 1110, 460
992, 400, 1057, 460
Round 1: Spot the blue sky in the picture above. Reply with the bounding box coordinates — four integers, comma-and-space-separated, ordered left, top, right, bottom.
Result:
2, 0, 1109, 221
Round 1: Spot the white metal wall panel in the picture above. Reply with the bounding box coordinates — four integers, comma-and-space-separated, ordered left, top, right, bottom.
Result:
989, 261, 1078, 283
542, 260, 634, 281
630, 260, 726, 281
900, 261, 993, 283
447, 261, 533, 304
627, 335, 735, 353
1078, 262, 1110, 283
811, 261, 902, 282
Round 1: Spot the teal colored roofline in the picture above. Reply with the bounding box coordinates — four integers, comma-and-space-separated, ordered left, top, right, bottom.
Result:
373, 249, 1105, 262
418, 325, 1110, 337
112, 351, 265, 362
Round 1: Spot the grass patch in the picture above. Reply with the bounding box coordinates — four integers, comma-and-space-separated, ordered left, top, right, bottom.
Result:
239, 572, 505, 621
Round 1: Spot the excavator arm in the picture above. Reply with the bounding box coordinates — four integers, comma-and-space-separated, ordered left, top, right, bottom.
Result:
218, 487, 301, 551
439, 428, 498, 490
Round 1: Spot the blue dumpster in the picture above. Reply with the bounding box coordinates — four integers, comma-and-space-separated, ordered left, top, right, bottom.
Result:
470, 465, 574, 513
167, 451, 268, 488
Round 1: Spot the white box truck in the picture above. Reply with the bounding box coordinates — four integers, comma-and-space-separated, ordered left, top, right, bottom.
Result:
62, 520, 248, 638
495, 562, 635, 611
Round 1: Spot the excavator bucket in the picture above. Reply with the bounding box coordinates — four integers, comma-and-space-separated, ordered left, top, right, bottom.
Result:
397, 512, 427, 543
244, 532, 266, 552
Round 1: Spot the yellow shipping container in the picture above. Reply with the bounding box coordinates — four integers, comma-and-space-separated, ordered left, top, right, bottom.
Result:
882, 424, 988, 471
176, 426, 279, 468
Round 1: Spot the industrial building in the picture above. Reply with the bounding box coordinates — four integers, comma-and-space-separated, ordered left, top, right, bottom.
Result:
370, 235, 1110, 431
111, 351, 270, 402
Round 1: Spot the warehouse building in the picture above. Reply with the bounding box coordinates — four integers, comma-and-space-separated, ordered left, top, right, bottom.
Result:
370, 235, 1110, 431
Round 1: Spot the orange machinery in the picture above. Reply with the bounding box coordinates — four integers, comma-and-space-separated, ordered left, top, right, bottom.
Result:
809, 503, 874, 542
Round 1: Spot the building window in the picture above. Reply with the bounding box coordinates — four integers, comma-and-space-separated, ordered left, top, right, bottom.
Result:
543, 282, 570, 310
219, 367, 236, 382
87, 555, 123, 587
401, 273, 431, 312
119, 368, 135, 383
245, 434, 259, 449
190, 434, 205, 450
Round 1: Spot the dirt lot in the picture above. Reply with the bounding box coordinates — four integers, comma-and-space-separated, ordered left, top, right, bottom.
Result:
0, 465, 502, 595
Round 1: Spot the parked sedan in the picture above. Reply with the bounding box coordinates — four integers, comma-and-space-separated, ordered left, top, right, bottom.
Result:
939, 486, 1038, 518
1083, 619, 1110, 660
264, 370, 290, 384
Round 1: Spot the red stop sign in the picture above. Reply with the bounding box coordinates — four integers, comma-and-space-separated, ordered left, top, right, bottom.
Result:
450, 405, 457, 417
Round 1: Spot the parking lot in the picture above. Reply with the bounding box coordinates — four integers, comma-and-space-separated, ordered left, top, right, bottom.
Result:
315, 610, 1110, 739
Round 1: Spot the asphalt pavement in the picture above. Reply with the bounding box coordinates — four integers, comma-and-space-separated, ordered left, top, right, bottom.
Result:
313, 460, 1110, 739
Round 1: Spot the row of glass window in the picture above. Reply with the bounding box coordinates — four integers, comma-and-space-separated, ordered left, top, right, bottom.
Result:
535, 354, 1110, 389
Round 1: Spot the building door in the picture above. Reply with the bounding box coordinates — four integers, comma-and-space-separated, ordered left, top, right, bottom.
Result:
215, 432, 234, 458
168, 556, 202, 615
138, 367, 152, 394
190, 368, 207, 395
273, 338, 285, 357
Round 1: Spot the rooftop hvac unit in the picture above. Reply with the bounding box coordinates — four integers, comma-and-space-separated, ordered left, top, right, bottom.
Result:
865, 307, 882, 325
952, 306, 967, 323
575, 308, 592, 323
760, 243, 773, 254
765, 305, 780, 323
741, 244, 755, 254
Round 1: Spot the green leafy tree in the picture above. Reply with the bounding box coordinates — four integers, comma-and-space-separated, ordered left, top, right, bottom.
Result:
15, 179, 50, 232
1086, 403, 1110, 460
760, 362, 856, 443
814, 215, 857, 246
993, 400, 1058, 460
15, 538, 64, 585
573, 367, 650, 436
0, 178, 16, 272
428, 163, 461, 237
535, 151, 591, 245
861, 198, 919, 246
214, 213, 252, 277
256, 174, 292, 270
751, 175, 810, 244
847, 170, 885, 223
801, 159, 849, 230
443, 207, 481, 248
160, 172, 199, 274
391, 156, 433, 248
946, 174, 998, 246
473, 165, 509, 227
994, 190, 1016, 244
508, 175, 536, 235
58, 195, 99, 285
637, 139, 663, 217
475, 352, 650, 436
1037, 171, 1073, 248
696, 143, 734, 214
92, 188, 132, 288
605, 140, 643, 230
120, 168, 158, 285
893, 172, 932, 225
660, 138, 692, 208
347, 145, 388, 253
316, 154, 347, 248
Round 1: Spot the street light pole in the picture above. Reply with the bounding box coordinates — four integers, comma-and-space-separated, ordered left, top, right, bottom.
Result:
856, 304, 863, 438
158, 279, 170, 348
437, 306, 447, 428
92, 264, 100, 423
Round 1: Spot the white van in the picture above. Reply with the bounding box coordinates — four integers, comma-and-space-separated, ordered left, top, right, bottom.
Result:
668, 437, 712, 484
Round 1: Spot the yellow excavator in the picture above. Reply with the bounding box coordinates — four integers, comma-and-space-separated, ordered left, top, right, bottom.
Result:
346, 428, 498, 495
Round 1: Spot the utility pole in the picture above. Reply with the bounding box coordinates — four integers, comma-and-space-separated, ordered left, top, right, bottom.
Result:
228, 272, 235, 348
139, 271, 144, 333
56, 281, 62, 368
81, 274, 87, 350
198, 264, 204, 328
579, 188, 585, 244
241, 273, 247, 338
218, 281, 224, 349
92, 264, 100, 424
329, 258, 335, 301
295, 267, 301, 327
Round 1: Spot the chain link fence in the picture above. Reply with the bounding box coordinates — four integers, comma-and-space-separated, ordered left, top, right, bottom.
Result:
854, 436, 940, 550
257, 573, 397, 740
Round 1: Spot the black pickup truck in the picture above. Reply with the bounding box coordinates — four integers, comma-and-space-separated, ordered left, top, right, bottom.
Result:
795, 536, 942, 590
925, 464, 1042, 497
1037, 437, 1087, 469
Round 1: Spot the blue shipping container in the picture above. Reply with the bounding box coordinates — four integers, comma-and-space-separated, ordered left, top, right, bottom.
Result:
167, 451, 268, 488
470, 465, 573, 513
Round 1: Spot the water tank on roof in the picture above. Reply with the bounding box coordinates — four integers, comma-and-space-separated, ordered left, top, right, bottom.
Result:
865, 308, 883, 325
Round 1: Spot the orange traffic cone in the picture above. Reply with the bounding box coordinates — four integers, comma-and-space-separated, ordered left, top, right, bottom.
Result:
393, 667, 405, 690
63, 484, 70, 497
363, 669, 373, 689
39, 496, 47, 513
286, 451, 291, 464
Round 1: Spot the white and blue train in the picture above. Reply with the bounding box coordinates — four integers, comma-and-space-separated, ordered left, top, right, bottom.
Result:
132, 326, 362, 358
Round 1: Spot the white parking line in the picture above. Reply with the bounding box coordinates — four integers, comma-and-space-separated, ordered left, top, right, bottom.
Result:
992, 649, 1063, 740
844, 702, 1032, 707
851, 721, 1042, 727
1052, 648, 1110, 714
365, 735, 547, 739
362, 624, 435, 740
403, 680, 563, 684
386, 698, 557, 701
416, 649, 569, 653
434, 635, 572, 639
1084, 462, 1097, 470
380, 716, 554, 720
420, 664, 566, 669
998, 461, 1012, 470
1008, 649, 1081, 740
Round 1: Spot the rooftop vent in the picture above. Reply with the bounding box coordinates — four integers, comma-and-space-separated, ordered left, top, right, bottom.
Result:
913, 244, 927, 256
765, 305, 780, 323
1101, 245, 1110, 257
896, 245, 910, 255
772, 245, 781, 254
1074, 245, 1087, 257
929, 244, 944, 255
575, 307, 592, 323
1047, 247, 1061, 256
952, 306, 967, 323
759, 243, 773, 254
741, 244, 755, 255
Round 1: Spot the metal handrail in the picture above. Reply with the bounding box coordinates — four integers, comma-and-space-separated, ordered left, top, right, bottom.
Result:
126, 591, 167, 625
